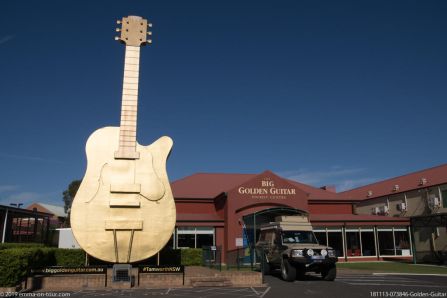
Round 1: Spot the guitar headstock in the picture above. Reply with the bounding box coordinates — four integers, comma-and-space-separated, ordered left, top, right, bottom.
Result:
115, 16, 152, 46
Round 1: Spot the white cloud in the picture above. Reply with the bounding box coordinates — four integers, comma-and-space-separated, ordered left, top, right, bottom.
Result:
0, 152, 65, 164
0, 191, 61, 207
0, 35, 14, 45
279, 166, 380, 192
0, 185, 18, 193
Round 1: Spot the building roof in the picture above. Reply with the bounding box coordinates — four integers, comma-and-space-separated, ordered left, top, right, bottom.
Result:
172, 163, 447, 202
286, 180, 341, 200
172, 173, 255, 199
30, 203, 67, 217
339, 163, 447, 200
0, 204, 52, 216
171, 172, 339, 200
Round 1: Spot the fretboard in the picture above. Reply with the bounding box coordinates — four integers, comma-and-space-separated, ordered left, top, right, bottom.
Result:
115, 45, 141, 159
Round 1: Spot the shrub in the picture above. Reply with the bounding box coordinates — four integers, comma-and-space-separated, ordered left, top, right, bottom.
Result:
0, 247, 85, 286
53, 249, 84, 266
181, 248, 202, 266
0, 243, 44, 250
0, 248, 36, 287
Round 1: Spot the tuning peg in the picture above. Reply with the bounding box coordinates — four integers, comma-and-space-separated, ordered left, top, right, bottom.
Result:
116, 28, 121, 32
114, 36, 120, 41
147, 31, 152, 36
148, 23, 153, 28
147, 39, 152, 44
117, 20, 122, 24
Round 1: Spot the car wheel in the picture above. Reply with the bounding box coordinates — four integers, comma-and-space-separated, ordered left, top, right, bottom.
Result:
321, 264, 336, 281
280, 258, 296, 282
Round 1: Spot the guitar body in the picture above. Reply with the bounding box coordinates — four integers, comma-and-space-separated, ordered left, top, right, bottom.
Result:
70, 127, 175, 263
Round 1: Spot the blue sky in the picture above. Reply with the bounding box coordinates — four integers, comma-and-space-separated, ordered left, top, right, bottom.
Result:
1, 0, 446, 207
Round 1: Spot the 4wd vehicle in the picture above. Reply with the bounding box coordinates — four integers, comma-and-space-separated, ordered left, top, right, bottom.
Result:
256, 215, 337, 281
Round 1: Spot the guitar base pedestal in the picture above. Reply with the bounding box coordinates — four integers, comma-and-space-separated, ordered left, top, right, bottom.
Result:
111, 264, 134, 288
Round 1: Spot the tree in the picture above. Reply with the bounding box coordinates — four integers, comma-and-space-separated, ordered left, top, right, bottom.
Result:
63, 179, 81, 215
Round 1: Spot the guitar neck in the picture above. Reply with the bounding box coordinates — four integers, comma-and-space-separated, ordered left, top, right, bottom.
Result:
115, 45, 141, 159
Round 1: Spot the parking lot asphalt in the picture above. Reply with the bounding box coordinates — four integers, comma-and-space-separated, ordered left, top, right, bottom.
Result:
66, 271, 447, 298
265, 271, 447, 298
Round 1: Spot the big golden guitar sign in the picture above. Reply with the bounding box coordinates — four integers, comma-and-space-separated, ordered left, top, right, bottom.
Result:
238, 178, 296, 199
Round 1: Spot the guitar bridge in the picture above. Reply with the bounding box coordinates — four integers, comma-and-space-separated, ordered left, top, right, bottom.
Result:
110, 183, 141, 193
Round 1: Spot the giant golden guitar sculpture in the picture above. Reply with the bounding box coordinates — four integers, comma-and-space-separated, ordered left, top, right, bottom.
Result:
70, 16, 175, 263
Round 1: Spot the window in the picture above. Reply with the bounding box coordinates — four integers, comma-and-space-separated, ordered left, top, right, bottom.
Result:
314, 231, 327, 246
346, 230, 361, 256
197, 234, 213, 248
442, 189, 447, 208
377, 227, 412, 256
361, 230, 376, 256
177, 234, 195, 248
327, 229, 344, 257
176, 227, 214, 249
394, 229, 411, 256
282, 231, 318, 244
378, 229, 394, 255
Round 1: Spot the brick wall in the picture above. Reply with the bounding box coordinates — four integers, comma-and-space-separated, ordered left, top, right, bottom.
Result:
138, 273, 184, 287
25, 267, 262, 291
29, 274, 106, 291
221, 271, 263, 286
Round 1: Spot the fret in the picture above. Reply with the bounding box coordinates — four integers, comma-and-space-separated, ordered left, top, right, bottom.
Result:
120, 133, 137, 137
123, 77, 139, 84
122, 102, 138, 106
120, 138, 136, 142
123, 89, 139, 96
123, 83, 139, 90
120, 117, 137, 122
122, 94, 138, 99
115, 45, 141, 159
121, 113, 137, 118
120, 120, 137, 124
120, 122, 137, 126
122, 95, 137, 101
124, 71, 139, 78
125, 57, 139, 65
121, 108, 137, 112
124, 64, 139, 72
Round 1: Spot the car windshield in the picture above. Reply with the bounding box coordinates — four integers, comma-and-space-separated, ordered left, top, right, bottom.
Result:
282, 231, 318, 244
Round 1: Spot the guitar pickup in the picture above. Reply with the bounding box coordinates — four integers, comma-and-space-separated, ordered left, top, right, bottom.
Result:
105, 220, 143, 230
109, 196, 140, 207
110, 184, 141, 194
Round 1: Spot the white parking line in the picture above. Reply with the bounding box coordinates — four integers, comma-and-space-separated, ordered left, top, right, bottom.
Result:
250, 287, 260, 295
342, 282, 447, 288
373, 273, 447, 276
260, 287, 271, 298
338, 279, 413, 282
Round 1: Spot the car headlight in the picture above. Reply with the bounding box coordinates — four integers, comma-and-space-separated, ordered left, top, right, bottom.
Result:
291, 249, 303, 257
321, 249, 328, 257
306, 249, 314, 256
327, 249, 336, 257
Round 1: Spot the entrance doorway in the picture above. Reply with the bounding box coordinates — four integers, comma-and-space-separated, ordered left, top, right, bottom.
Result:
242, 207, 307, 248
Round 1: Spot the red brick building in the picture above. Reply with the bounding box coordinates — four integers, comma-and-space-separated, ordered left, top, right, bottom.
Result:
171, 167, 434, 263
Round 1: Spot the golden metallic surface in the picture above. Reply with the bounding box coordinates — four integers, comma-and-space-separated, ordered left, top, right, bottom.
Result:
70, 127, 175, 263
117, 16, 150, 47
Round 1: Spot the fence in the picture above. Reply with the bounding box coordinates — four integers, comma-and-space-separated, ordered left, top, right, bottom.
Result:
202, 246, 222, 271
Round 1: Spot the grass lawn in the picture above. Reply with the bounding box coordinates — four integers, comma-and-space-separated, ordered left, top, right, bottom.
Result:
337, 262, 447, 274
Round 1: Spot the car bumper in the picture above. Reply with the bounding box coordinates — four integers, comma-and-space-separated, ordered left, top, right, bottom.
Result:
290, 256, 338, 265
